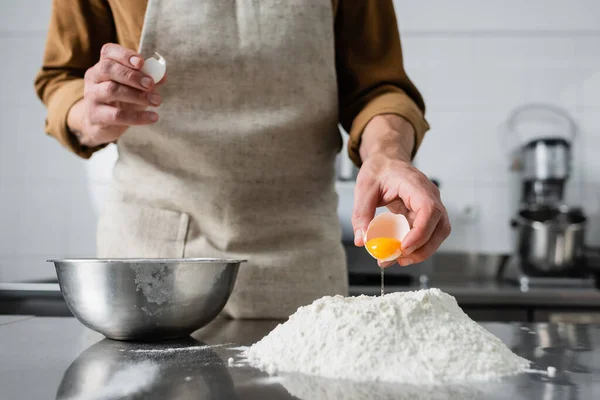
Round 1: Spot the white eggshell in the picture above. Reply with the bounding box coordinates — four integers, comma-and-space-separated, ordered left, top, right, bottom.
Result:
364, 213, 411, 261
141, 52, 166, 83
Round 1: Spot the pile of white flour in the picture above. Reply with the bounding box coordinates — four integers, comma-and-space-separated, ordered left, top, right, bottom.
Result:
245, 289, 529, 384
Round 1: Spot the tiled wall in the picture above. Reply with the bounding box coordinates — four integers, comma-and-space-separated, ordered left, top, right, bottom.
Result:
392, 0, 600, 253
0, 1, 598, 281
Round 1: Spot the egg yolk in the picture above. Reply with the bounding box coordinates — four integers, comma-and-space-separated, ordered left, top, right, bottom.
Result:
365, 237, 402, 260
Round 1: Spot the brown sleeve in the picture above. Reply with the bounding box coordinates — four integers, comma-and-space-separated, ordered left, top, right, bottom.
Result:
334, 0, 430, 167
34, 0, 117, 158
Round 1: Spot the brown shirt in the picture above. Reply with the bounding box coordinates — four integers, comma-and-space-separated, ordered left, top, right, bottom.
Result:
35, 0, 429, 166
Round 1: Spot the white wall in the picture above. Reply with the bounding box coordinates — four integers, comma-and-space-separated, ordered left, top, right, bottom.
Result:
0, 1, 115, 281
341, 0, 600, 254
0, 0, 599, 281
393, 0, 600, 253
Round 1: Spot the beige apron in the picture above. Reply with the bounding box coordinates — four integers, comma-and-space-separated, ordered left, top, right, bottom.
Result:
97, 0, 348, 318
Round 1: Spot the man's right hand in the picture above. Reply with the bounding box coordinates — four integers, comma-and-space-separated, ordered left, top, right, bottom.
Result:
67, 43, 163, 147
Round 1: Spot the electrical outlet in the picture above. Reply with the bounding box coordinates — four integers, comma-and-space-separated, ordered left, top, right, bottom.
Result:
458, 205, 479, 223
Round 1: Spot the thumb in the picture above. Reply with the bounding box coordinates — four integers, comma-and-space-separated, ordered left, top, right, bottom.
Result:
351, 182, 378, 247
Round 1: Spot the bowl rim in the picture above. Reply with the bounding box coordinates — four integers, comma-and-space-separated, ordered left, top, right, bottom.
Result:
47, 258, 247, 264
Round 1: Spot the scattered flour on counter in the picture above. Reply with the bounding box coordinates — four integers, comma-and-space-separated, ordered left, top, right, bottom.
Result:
245, 289, 530, 384
228, 346, 250, 351
119, 344, 226, 354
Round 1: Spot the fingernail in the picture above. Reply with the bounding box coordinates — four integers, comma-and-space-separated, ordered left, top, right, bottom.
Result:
141, 77, 153, 89
403, 246, 416, 256
148, 112, 159, 122
354, 230, 363, 245
130, 56, 142, 68
150, 94, 161, 105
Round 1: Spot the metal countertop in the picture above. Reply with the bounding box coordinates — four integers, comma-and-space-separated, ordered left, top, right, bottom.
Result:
3, 280, 600, 309
0, 315, 33, 326
1, 317, 599, 399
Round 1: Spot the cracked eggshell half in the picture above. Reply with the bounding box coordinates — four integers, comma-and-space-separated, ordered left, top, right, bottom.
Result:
141, 52, 166, 83
364, 212, 411, 262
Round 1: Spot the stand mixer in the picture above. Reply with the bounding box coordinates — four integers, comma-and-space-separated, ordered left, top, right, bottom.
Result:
519, 137, 570, 207
501, 104, 597, 288
508, 104, 576, 209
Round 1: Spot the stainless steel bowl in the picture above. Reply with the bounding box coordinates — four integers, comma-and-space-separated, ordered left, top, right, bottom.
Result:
48, 258, 245, 341
511, 205, 586, 275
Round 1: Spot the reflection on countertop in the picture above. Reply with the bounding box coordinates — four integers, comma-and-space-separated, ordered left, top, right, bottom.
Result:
55, 338, 237, 400
1, 317, 600, 400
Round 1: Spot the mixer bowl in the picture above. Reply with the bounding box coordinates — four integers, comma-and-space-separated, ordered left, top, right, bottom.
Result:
49, 258, 244, 341
512, 205, 586, 275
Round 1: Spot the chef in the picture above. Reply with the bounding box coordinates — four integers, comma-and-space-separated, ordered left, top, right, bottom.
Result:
35, 0, 450, 318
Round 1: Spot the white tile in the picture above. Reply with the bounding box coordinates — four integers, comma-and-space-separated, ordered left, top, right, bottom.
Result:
0, 101, 86, 182
401, 36, 429, 96
15, 141, 86, 183
0, 183, 18, 257
0, 36, 48, 106
473, 184, 515, 254
423, 71, 473, 112
581, 144, 600, 183
416, 111, 516, 186
468, 112, 516, 185
562, 112, 594, 207
15, 182, 69, 257
394, 0, 600, 33
408, 68, 429, 102
0, 1, 52, 33
471, 38, 528, 112
0, 106, 20, 178
0, 104, 20, 149
423, 79, 471, 112
414, 112, 478, 184
582, 181, 600, 214
575, 36, 600, 68
579, 112, 600, 183
565, 180, 586, 206
0, 90, 86, 182
437, 183, 478, 252
0, 256, 56, 282
587, 217, 600, 246
567, 122, 587, 182
522, 68, 581, 110
427, 36, 475, 70
515, 38, 578, 70
582, 181, 600, 246
400, 37, 428, 70
424, 38, 546, 112
579, 111, 600, 144
580, 68, 600, 110
469, 66, 527, 112
472, 37, 580, 111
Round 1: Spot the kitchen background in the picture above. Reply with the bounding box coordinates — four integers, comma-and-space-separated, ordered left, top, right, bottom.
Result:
0, 0, 599, 282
